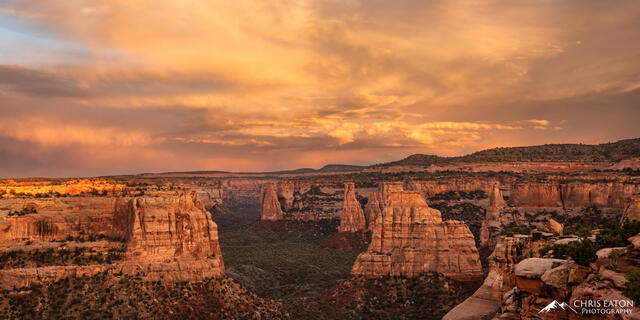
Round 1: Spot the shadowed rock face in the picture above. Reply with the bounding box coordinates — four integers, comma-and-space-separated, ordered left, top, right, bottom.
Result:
621, 194, 640, 222
260, 183, 284, 221
0, 190, 225, 288
338, 182, 366, 232
488, 182, 505, 220
352, 188, 482, 281
443, 235, 551, 320
363, 191, 381, 231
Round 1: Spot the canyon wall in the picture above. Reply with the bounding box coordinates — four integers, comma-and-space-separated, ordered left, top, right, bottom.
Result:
352, 187, 483, 281
0, 190, 225, 288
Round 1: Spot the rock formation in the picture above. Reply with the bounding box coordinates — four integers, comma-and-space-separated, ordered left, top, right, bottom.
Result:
487, 182, 505, 220
444, 234, 553, 320
621, 194, 640, 222
480, 182, 506, 248
352, 187, 482, 281
363, 191, 381, 230
260, 183, 284, 221
0, 190, 225, 288
546, 218, 564, 234
338, 182, 366, 232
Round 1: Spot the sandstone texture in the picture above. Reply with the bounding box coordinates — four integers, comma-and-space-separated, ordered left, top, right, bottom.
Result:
484, 233, 640, 320
622, 194, 640, 222
0, 189, 225, 289
338, 182, 366, 232
260, 183, 284, 221
363, 191, 381, 231
546, 218, 564, 234
444, 235, 552, 320
487, 182, 505, 220
352, 185, 482, 281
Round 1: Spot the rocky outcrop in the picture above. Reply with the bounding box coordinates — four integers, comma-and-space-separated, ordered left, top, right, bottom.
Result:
480, 182, 506, 248
546, 218, 564, 234
120, 191, 222, 262
444, 235, 552, 320
0, 197, 123, 242
352, 187, 482, 281
488, 182, 506, 219
338, 183, 366, 232
0, 191, 225, 288
622, 194, 640, 222
276, 181, 296, 212
363, 192, 381, 230
260, 183, 284, 221
190, 181, 224, 211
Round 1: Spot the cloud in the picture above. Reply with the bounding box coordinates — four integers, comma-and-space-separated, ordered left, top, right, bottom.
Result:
0, 0, 638, 176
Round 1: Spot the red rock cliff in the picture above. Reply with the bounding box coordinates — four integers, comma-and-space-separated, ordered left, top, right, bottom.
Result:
338, 182, 366, 232
352, 188, 482, 281
260, 183, 284, 221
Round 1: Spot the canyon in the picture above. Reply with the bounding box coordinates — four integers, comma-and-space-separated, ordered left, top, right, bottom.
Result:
1, 139, 639, 319
0, 184, 225, 290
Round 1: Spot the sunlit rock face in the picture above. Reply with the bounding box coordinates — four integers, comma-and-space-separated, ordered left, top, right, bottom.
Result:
352, 187, 482, 281
338, 182, 366, 232
0, 197, 123, 242
0, 179, 126, 198
260, 183, 284, 221
0, 190, 225, 288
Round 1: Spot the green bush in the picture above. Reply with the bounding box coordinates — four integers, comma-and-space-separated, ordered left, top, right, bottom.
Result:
624, 266, 640, 303
552, 239, 597, 266
596, 220, 640, 249
539, 244, 552, 257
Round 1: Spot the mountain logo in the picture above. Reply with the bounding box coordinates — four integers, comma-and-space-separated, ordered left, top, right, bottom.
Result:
539, 300, 578, 313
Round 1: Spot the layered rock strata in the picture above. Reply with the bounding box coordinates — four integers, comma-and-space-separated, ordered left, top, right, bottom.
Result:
363, 192, 381, 231
480, 182, 506, 248
352, 188, 482, 281
338, 182, 366, 232
0, 191, 225, 288
260, 183, 284, 221
621, 194, 640, 222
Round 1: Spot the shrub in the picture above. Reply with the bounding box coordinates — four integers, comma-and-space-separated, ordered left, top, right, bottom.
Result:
624, 266, 640, 304
596, 220, 640, 249
552, 239, 597, 266
539, 245, 552, 257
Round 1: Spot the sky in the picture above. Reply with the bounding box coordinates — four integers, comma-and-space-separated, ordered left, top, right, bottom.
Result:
0, 0, 639, 177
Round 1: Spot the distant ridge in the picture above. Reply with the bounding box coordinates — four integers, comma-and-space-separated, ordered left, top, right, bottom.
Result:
375, 138, 640, 167
139, 138, 640, 176
151, 164, 368, 176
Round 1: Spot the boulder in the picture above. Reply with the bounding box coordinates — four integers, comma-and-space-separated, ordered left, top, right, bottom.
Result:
541, 262, 570, 288
596, 247, 627, 259
515, 258, 565, 279
546, 218, 564, 234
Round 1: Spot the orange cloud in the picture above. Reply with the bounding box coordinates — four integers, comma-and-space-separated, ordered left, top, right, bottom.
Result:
0, 0, 639, 176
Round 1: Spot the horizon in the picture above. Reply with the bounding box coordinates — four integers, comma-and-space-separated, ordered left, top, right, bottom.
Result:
2, 136, 637, 179
1, 1, 640, 177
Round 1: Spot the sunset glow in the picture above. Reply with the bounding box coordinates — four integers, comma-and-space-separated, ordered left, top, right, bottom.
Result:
1, 0, 639, 176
